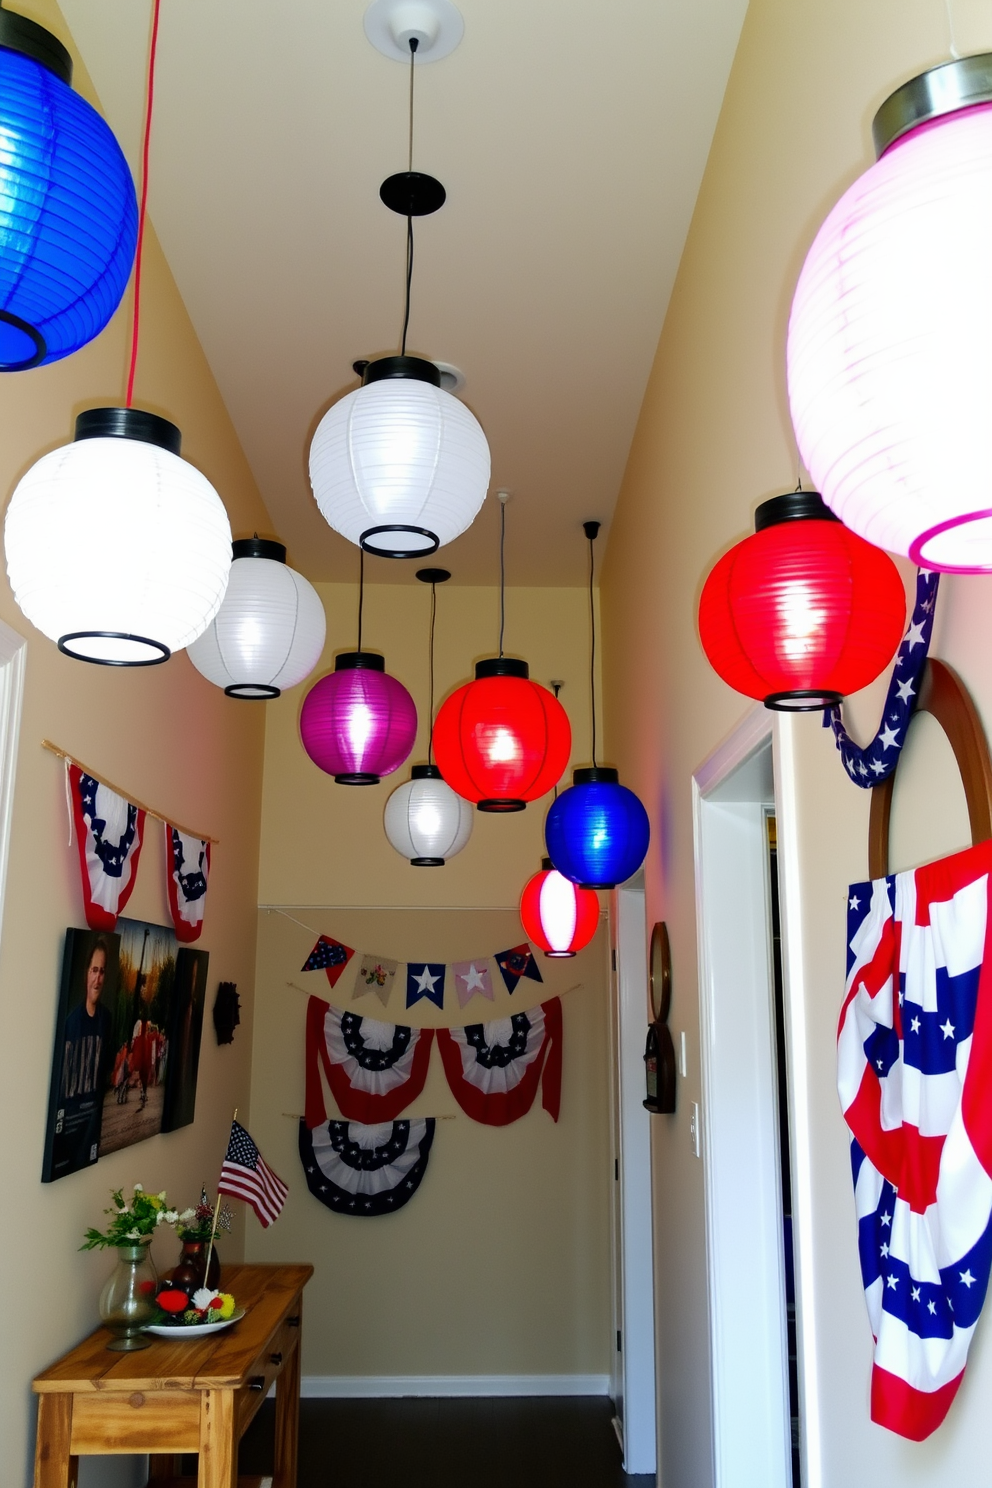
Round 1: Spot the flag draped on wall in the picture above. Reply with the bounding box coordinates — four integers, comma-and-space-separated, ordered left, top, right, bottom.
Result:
299, 1117, 435, 1216
69, 766, 145, 932
436, 1000, 563, 1126
164, 824, 210, 943
305, 997, 435, 1127
839, 841, 992, 1440
301, 936, 543, 1014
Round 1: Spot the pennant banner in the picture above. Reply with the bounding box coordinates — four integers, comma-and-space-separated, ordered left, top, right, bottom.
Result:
436, 999, 563, 1127
302, 936, 355, 989
69, 766, 146, 933
301, 938, 543, 1014
305, 997, 435, 1127
839, 840, 992, 1440
299, 1117, 435, 1216
165, 824, 210, 943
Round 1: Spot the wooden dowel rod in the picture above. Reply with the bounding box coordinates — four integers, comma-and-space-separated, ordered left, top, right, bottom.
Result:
43, 739, 219, 843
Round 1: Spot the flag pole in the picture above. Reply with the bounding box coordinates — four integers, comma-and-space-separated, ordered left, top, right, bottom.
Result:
204, 1108, 236, 1286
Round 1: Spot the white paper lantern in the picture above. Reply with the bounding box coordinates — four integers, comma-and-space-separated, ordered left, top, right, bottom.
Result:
309, 356, 490, 559
383, 764, 473, 865
788, 56, 992, 571
187, 538, 326, 698
4, 408, 232, 663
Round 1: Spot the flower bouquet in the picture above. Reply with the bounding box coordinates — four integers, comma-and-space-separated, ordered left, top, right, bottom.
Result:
81, 1184, 179, 1352
145, 1285, 244, 1338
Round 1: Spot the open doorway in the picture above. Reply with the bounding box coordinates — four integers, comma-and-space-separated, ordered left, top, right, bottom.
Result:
693, 718, 800, 1488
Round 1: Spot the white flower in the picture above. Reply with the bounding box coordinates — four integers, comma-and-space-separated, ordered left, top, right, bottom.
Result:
157, 1191, 167, 1202
192, 1287, 218, 1311
133, 1182, 143, 1192
178, 1208, 196, 1224
163, 1210, 179, 1225
125, 1229, 141, 1240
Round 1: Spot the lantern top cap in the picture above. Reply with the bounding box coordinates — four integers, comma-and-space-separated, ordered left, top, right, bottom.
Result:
541, 856, 553, 871
475, 657, 529, 680
754, 489, 839, 531
410, 764, 443, 779
232, 537, 286, 563
334, 650, 386, 672
361, 354, 442, 388
573, 766, 620, 786
0, 7, 72, 84
873, 52, 992, 156
73, 407, 182, 457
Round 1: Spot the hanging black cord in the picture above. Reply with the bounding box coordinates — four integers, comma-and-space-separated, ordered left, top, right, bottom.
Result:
427, 580, 437, 765
498, 497, 506, 658
399, 38, 418, 356
588, 530, 597, 766
357, 547, 365, 653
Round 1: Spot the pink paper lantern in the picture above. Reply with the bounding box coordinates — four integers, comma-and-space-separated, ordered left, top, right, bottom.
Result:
300, 652, 417, 784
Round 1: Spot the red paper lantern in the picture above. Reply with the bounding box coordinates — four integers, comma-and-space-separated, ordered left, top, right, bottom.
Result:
432, 658, 571, 812
698, 491, 906, 710
520, 860, 599, 958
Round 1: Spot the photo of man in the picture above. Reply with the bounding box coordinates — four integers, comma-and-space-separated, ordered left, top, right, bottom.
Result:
42, 929, 121, 1182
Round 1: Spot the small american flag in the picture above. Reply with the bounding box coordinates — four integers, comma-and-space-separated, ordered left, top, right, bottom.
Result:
218, 1120, 288, 1228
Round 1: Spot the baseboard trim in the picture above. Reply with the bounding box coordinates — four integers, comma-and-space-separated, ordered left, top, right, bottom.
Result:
300, 1374, 611, 1398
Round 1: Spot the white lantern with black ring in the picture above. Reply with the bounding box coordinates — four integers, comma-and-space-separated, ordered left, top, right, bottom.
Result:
187, 537, 326, 699
384, 762, 473, 865
4, 407, 232, 665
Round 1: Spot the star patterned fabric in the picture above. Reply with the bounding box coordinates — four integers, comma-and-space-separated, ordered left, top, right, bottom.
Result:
406, 962, 446, 1010
69, 766, 146, 932
301, 935, 355, 989
839, 840, 992, 1439
304, 997, 435, 1127
299, 1117, 435, 1216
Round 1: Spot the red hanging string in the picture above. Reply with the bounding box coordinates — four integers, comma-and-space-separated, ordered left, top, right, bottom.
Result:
125, 0, 162, 408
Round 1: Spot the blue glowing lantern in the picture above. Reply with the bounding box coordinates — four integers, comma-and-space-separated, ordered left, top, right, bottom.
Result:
0, 8, 138, 370
545, 767, 650, 890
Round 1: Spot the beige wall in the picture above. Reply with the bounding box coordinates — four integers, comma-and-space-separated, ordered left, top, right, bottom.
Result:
0, 5, 274, 1482
249, 579, 614, 1378
601, 1, 992, 1485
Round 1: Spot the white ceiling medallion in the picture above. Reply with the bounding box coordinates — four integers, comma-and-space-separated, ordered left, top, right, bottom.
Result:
363, 0, 464, 63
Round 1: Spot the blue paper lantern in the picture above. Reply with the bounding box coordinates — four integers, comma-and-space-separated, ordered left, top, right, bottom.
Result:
0, 11, 138, 371
545, 767, 650, 890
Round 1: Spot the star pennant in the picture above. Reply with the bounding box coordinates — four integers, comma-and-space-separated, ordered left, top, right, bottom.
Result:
493, 943, 543, 994
452, 959, 494, 1008
301, 935, 354, 989
406, 962, 446, 1010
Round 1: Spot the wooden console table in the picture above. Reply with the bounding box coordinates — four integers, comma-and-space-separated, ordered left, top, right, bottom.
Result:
32, 1262, 313, 1488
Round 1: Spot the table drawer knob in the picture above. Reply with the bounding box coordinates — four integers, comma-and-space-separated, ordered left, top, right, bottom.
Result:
287, 1315, 300, 1327
249, 1376, 266, 1391
270, 1351, 283, 1366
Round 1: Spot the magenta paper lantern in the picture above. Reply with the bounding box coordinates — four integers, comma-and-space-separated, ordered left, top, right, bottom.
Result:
300, 651, 417, 784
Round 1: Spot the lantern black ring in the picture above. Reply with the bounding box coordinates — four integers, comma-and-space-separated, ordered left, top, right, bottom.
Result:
764, 688, 843, 712
360, 525, 440, 560
225, 683, 281, 700
58, 631, 171, 667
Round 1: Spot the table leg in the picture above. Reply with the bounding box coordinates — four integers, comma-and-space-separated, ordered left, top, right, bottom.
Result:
34, 1395, 77, 1488
198, 1389, 237, 1488
273, 1319, 303, 1488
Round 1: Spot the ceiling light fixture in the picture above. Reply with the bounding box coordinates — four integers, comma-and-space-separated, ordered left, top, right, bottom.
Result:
432, 494, 571, 812
0, 1, 137, 369
187, 538, 326, 699
545, 522, 650, 890
300, 549, 417, 784
384, 567, 473, 864
788, 53, 992, 570
3, 0, 232, 664
308, 0, 490, 560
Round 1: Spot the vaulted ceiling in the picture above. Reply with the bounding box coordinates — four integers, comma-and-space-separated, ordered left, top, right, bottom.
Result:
57, 0, 748, 584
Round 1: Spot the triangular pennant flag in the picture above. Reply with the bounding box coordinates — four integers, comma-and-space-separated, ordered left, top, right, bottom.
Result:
494, 943, 543, 994
353, 953, 398, 1008
406, 962, 446, 1010
302, 935, 355, 989
453, 960, 494, 1009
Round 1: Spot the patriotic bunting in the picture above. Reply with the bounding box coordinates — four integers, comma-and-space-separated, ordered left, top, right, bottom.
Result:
407, 962, 446, 1010
354, 953, 399, 1008
300, 936, 543, 1013
453, 959, 494, 1008
494, 944, 543, 995
301, 935, 355, 988
299, 1117, 435, 1216
305, 997, 435, 1127
164, 824, 210, 943
69, 766, 145, 933
436, 999, 563, 1126
839, 840, 992, 1440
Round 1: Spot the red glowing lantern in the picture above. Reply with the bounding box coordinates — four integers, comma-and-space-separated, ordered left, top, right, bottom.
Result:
432, 658, 571, 812
520, 859, 600, 958
698, 491, 906, 710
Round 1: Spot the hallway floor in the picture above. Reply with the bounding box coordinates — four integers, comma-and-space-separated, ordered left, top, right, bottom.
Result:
236, 1396, 654, 1488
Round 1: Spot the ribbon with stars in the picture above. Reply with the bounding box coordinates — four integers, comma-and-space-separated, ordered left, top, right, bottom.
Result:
824, 569, 940, 788
299, 1117, 435, 1217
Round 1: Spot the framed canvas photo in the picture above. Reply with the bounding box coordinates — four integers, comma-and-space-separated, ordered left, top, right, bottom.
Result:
42, 928, 121, 1183
98, 917, 178, 1157
162, 947, 209, 1132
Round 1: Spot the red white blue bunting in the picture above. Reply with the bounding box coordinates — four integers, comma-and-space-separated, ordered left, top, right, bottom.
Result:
300, 936, 543, 1013
839, 841, 992, 1440
305, 996, 435, 1127
69, 765, 145, 932
299, 1117, 435, 1216
435, 999, 562, 1126
164, 824, 210, 943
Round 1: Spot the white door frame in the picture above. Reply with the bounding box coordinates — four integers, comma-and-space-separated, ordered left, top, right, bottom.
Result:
692, 707, 819, 1488
0, 618, 26, 934
609, 873, 657, 1476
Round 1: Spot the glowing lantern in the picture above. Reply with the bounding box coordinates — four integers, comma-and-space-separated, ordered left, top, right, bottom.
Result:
383, 764, 473, 865
300, 653, 417, 784
520, 859, 599, 958
546, 768, 650, 891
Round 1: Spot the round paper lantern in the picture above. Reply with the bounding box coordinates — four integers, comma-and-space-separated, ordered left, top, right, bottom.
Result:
787, 54, 992, 570
698, 491, 906, 710
383, 764, 473, 865
0, 11, 137, 370
520, 859, 600, 958
432, 658, 571, 812
300, 652, 417, 784
546, 768, 650, 890
187, 538, 326, 699
4, 408, 232, 664
309, 356, 491, 559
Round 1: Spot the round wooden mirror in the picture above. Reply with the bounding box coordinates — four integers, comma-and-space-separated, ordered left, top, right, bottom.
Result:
649, 921, 671, 1023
